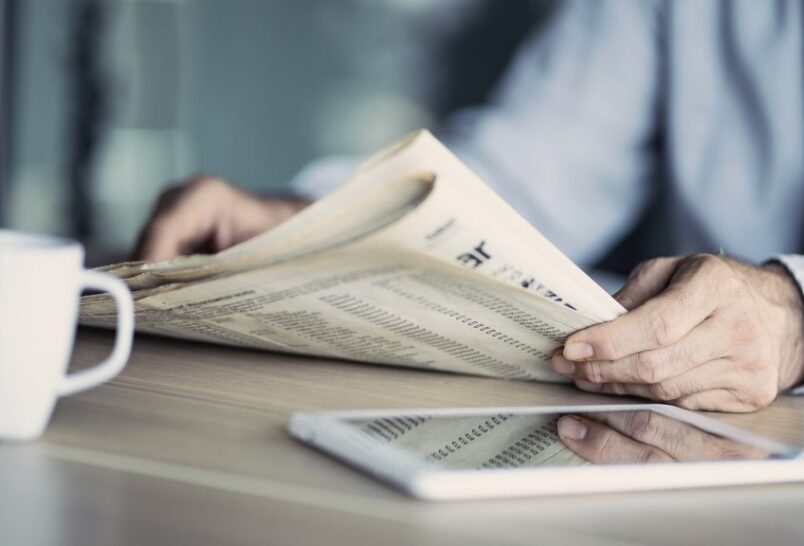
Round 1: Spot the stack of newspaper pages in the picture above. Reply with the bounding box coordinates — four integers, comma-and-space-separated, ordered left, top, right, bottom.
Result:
81, 130, 624, 382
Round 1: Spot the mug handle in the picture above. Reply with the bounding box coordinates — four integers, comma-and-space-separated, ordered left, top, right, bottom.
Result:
58, 270, 134, 397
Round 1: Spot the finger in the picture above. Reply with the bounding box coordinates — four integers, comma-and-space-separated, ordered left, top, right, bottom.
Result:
133, 181, 223, 261
132, 186, 181, 260
564, 255, 727, 362
614, 257, 681, 310
676, 390, 758, 412
677, 382, 777, 412
134, 214, 211, 262
588, 410, 769, 461
574, 359, 727, 401
568, 316, 727, 384
574, 358, 758, 403
557, 415, 674, 464
133, 221, 176, 262
590, 411, 694, 458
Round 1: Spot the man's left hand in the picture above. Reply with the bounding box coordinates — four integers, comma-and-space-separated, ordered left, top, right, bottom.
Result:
551, 254, 804, 412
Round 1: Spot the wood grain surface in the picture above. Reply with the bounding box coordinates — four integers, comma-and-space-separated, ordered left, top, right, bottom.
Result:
1, 328, 803, 546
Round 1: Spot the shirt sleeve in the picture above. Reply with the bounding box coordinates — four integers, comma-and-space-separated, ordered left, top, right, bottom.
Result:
290, 155, 364, 203
771, 254, 804, 395
292, 0, 663, 267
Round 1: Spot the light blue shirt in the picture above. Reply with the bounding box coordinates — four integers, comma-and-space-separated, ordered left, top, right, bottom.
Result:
293, 0, 804, 298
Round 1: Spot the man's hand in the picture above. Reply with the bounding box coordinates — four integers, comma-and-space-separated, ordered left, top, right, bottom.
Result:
551, 254, 804, 412
556, 411, 770, 463
133, 176, 310, 261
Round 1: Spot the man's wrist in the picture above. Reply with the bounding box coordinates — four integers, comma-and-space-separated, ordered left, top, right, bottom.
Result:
770, 256, 804, 312
761, 261, 804, 390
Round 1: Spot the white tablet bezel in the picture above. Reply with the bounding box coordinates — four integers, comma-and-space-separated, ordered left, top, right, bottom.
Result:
288, 403, 804, 500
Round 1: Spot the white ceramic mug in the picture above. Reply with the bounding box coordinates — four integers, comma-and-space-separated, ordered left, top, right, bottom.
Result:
0, 230, 134, 441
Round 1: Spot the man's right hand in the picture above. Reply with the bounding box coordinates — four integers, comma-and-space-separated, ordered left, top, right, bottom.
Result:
557, 411, 770, 463
132, 175, 310, 262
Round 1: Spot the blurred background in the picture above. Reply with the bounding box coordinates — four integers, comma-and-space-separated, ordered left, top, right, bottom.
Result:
0, 0, 556, 265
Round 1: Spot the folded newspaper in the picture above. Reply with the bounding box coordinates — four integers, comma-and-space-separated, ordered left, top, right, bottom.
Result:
81, 130, 625, 382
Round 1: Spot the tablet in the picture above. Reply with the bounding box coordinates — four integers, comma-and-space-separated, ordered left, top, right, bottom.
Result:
288, 404, 804, 500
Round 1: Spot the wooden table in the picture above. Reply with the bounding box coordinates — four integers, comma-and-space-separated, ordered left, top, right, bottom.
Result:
2, 329, 804, 546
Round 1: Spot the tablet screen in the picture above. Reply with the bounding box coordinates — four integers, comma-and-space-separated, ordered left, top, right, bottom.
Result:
339, 410, 791, 469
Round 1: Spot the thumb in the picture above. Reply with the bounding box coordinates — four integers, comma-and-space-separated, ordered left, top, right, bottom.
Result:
614, 257, 681, 310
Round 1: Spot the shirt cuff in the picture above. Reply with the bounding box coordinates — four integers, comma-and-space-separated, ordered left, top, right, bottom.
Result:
770, 255, 804, 395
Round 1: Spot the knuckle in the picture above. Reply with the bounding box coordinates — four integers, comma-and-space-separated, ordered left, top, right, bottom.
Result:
756, 343, 775, 371
648, 381, 679, 401
688, 253, 731, 280
590, 362, 607, 383
592, 428, 617, 459
741, 341, 774, 372
148, 216, 174, 236
186, 174, 225, 190
639, 448, 671, 464
631, 258, 659, 279
642, 256, 674, 272
597, 335, 622, 361
646, 310, 673, 346
578, 362, 603, 383
182, 175, 232, 200
696, 253, 723, 269
627, 257, 671, 287
748, 379, 778, 409
718, 276, 742, 297
730, 315, 763, 344
608, 383, 627, 396
680, 253, 709, 268
675, 397, 699, 411
628, 410, 658, 441
704, 256, 741, 291
652, 256, 677, 270
635, 351, 662, 383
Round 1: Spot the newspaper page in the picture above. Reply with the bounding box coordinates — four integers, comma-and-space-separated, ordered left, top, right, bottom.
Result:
82, 177, 603, 380
92, 131, 624, 321
81, 131, 624, 380
107, 169, 433, 293
82, 248, 592, 380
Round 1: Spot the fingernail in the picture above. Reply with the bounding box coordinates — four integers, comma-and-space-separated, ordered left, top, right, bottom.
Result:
576, 379, 602, 391
558, 416, 588, 441
564, 342, 594, 360
552, 356, 575, 375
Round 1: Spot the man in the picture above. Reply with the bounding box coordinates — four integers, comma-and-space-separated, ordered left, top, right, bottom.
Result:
134, 1, 804, 423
